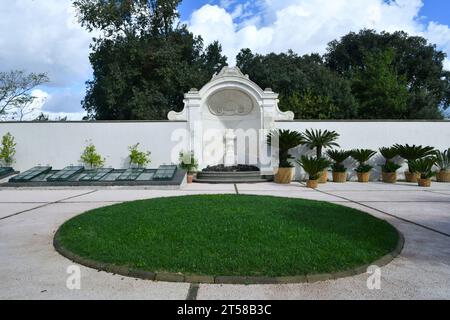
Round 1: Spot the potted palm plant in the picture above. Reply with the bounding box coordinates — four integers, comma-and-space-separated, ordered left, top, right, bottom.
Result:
326, 150, 351, 183
351, 149, 377, 183
179, 151, 198, 184
394, 144, 435, 183
301, 129, 340, 184
380, 147, 401, 183
409, 157, 436, 187
296, 156, 331, 189
435, 148, 450, 183
267, 129, 303, 184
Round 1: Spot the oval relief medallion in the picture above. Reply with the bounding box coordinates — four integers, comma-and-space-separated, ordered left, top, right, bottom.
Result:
207, 89, 254, 116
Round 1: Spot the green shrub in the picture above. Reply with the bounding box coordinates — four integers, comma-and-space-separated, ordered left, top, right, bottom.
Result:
381, 161, 401, 173
326, 149, 351, 172
80, 142, 105, 169
409, 157, 437, 179
267, 130, 303, 168
179, 151, 198, 174
301, 129, 340, 158
435, 149, 450, 172
296, 156, 331, 180
0, 132, 16, 167
351, 149, 377, 173
379, 146, 399, 162
394, 144, 435, 172
379, 146, 401, 173
128, 143, 151, 168
355, 164, 374, 173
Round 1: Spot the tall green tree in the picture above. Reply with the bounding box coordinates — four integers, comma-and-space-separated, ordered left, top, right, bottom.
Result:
74, 0, 227, 120
352, 50, 409, 119
236, 49, 358, 119
325, 29, 450, 119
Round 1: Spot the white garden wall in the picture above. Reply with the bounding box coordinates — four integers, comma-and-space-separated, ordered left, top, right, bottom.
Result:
1, 120, 449, 181
276, 120, 450, 180
0, 121, 188, 171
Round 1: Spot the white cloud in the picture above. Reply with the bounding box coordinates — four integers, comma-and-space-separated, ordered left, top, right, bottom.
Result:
0, 0, 92, 86
0, 0, 92, 118
187, 0, 450, 69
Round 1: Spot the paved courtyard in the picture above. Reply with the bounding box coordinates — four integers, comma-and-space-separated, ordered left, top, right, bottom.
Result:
0, 181, 449, 300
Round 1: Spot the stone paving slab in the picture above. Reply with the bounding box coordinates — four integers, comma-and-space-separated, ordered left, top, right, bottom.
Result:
317, 181, 450, 192
60, 189, 235, 203
0, 189, 96, 203
327, 190, 450, 203
0, 203, 45, 219
358, 201, 450, 236
1, 182, 450, 299
0, 201, 189, 300
238, 190, 348, 202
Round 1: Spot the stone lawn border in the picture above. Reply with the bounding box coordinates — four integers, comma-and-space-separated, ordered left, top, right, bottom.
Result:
53, 223, 404, 285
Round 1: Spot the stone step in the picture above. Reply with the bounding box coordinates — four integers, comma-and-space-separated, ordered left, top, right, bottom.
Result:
193, 177, 272, 184
197, 171, 262, 178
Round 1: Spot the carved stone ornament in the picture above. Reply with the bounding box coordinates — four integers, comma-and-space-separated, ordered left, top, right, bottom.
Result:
207, 89, 254, 116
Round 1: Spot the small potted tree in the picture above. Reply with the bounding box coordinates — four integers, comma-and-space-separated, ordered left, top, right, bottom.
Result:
435, 148, 450, 183
128, 143, 151, 168
326, 150, 351, 183
179, 151, 198, 184
267, 130, 303, 184
379, 147, 401, 183
301, 129, 340, 184
351, 149, 377, 183
80, 142, 105, 169
410, 157, 436, 187
394, 144, 435, 183
296, 155, 331, 189
0, 132, 16, 170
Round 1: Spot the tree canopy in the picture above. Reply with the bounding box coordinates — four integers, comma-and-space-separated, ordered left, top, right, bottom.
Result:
325, 29, 450, 119
74, 0, 227, 120
75, 1, 449, 120
236, 49, 358, 119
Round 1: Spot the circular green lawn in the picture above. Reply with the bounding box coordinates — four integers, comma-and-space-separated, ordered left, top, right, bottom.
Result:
55, 194, 399, 277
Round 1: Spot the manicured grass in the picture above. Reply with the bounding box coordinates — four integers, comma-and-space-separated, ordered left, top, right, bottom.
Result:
56, 194, 399, 277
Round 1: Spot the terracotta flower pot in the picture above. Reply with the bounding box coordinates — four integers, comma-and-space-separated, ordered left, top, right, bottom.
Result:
186, 174, 194, 184
332, 172, 347, 183
357, 171, 370, 183
382, 172, 397, 184
436, 171, 450, 183
318, 169, 328, 184
306, 179, 319, 189
275, 167, 294, 184
418, 178, 431, 187
404, 171, 420, 183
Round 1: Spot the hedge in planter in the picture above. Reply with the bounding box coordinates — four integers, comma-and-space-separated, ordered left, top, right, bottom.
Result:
435, 149, 450, 183
394, 144, 435, 183
326, 149, 351, 183
301, 129, 340, 184
379, 147, 401, 183
351, 149, 377, 183
267, 130, 303, 184
296, 156, 331, 189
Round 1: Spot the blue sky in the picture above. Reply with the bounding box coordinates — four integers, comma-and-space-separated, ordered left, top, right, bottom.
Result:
179, 0, 450, 25
1, 0, 450, 120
